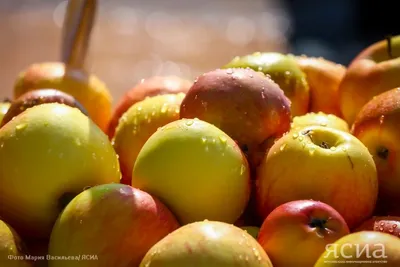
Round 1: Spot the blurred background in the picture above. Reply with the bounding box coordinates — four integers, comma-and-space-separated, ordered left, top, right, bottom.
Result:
0, 0, 398, 103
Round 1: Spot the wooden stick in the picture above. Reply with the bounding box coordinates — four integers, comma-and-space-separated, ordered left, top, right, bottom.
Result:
61, 0, 97, 71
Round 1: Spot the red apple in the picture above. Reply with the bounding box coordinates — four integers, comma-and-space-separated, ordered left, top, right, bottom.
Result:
180, 68, 291, 169
258, 200, 350, 267
48, 184, 180, 266
354, 216, 400, 238
108, 76, 192, 138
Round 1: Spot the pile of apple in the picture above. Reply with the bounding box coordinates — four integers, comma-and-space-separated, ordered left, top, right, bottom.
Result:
1, 36, 400, 267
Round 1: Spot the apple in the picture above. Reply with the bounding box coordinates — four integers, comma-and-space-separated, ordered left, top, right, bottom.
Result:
291, 112, 349, 132
223, 52, 309, 116
0, 99, 11, 125
112, 93, 185, 185
0, 219, 33, 267
48, 184, 179, 267
352, 87, 400, 216
132, 118, 251, 225
0, 103, 121, 239
256, 125, 378, 229
180, 68, 291, 169
338, 35, 400, 125
257, 200, 350, 267
315, 231, 400, 266
240, 226, 260, 239
295, 55, 346, 116
139, 220, 273, 267
354, 216, 400, 238
108, 76, 192, 138
1, 89, 88, 127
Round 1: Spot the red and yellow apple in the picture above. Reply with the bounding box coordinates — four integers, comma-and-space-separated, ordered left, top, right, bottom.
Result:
355, 216, 400, 238
338, 35, 400, 124
256, 125, 378, 229
139, 221, 273, 267
180, 68, 291, 169
108, 76, 192, 138
257, 200, 350, 267
0, 103, 121, 239
0, 219, 33, 267
132, 118, 251, 225
315, 231, 400, 266
295, 55, 346, 116
48, 184, 179, 267
352, 87, 400, 215
291, 112, 349, 132
112, 93, 185, 185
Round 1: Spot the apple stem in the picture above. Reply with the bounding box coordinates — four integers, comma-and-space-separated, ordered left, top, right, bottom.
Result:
61, 0, 97, 72
386, 35, 393, 59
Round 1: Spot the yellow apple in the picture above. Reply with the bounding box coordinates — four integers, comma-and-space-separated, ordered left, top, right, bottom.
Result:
338, 35, 400, 125
256, 125, 378, 229
132, 118, 251, 225
112, 93, 185, 185
139, 221, 273, 267
0, 103, 121, 239
291, 112, 349, 132
0, 219, 33, 267
315, 231, 400, 266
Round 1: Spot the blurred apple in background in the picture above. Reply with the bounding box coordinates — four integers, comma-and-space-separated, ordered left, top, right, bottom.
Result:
291, 112, 349, 132
108, 76, 192, 138
223, 52, 309, 116
112, 93, 185, 185
0, 103, 121, 239
0, 219, 33, 267
256, 125, 378, 229
352, 88, 400, 216
132, 118, 251, 225
48, 184, 179, 267
180, 68, 291, 169
139, 221, 273, 267
355, 216, 400, 238
315, 231, 400, 266
240, 226, 260, 239
338, 35, 400, 125
295, 56, 346, 117
258, 200, 350, 267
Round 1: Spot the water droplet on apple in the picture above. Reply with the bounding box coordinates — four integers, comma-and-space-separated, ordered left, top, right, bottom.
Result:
92, 153, 97, 159
240, 164, 246, 175
249, 73, 253, 78
219, 136, 227, 144
280, 144, 286, 151
79, 220, 83, 224
298, 136, 304, 141
151, 110, 156, 116
239, 254, 243, 260
320, 122, 327, 126
389, 229, 394, 233
330, 146, 337, 151
257, 66, 263, 72
175, 107, 180, 114
75, 138, 81, 146
185, 120, 194, 126
393, 225, 397, 229
379, 227, 384, 231
226, 69, 234, 75
292, 133, 298, 139
147, 118, 152, 123
137, 106, 142, 112
16, 123, 27, 131
160, 104, 168, 113
201, 137, 207, 143
261, 91, 265, 99
379, 115, 385, 124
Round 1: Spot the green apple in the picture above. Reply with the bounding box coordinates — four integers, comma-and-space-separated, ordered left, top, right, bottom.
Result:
48, 184, 179, 267
132, 118, 251, 224
256, 125, 378, 229
223, 52, 310, 116
291, 112, 350, 132
315, 231, 400, 266
0, 103, 121, 239
112, 93, 185, 185
139, 220, 273, 267
0, 219, 33, 267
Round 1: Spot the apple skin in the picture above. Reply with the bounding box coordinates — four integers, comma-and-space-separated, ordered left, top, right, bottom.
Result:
0, 103, 121, 239
257, 200, 350, 267
132, 118, 251, 225
13, 62, 112, 131
256, 125, 378, 229
315, 231, 400, 266
1, 89, 88, 127
354, 216, 400, 238
108, 76, 192, 138
139, 220, 273, 267
352, 88, 400, 216
338, 35, 400, 125
48, 184, 180, 267
112, 93, 185, 185
180, 68, 291, 169
291, 112, 349, 132
295, 56, 346, 116
0, 219, 33, 267
223, 52, 309, 116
